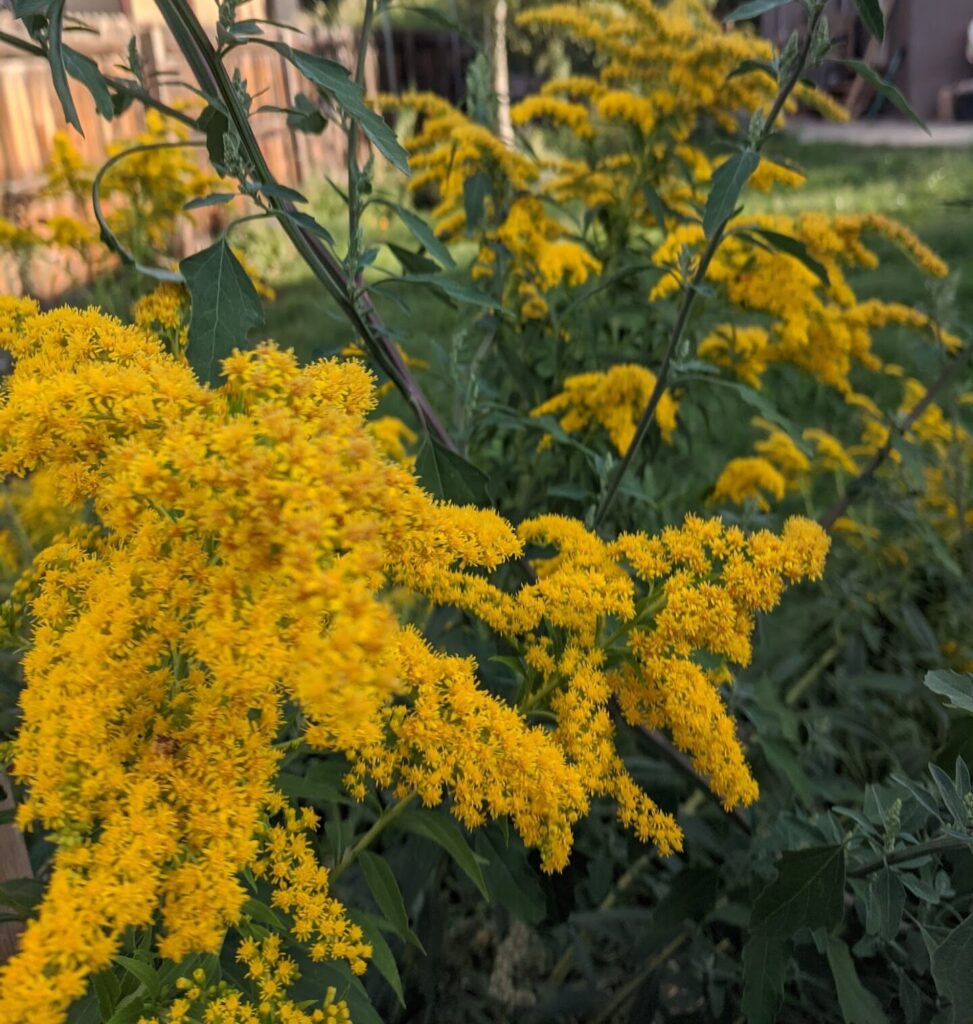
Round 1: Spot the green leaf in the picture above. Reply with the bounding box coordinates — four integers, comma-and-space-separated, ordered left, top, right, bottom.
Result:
929, 763, 968, 828
744, 227, 829, 285
930, 915, 973, 1023
725, 0, 794, 24
0, 877, 44, 914
387, 243, 439, 275
865, 868, 904, 943
353, 912, 405, 1007
265, 43, 409, 174
12, 0, 54, 14
704, 149, 760, 237
853, 0, 885, 42
727, 59, 778, 83
415, 438, 490, 506
463, 171, 491, 232
183, 193, 238, 210
924, 670, 973, 716
279, 208, 336, 246
112, 955, 162, 1000
48, 0, 81, 132
742, 931, 787, 1024
750, 845, 845, 939
63, 46, 114, 120
93, 971, 121, 1019
180, 239, 264, 387
395, 808, 489, 900
358, 851, 423, 952
286, 93, 328, 134
197, 105, 229, 171
251, 181, 308, 205
839, 60, 929, 134
242, 897, 287, 930
396, 273, 498, 310
475, 830, 546, 925
825, 935, 890, 1024
383, 202, 455, 269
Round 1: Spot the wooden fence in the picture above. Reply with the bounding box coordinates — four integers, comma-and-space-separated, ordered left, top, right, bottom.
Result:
0, 12, 376, 296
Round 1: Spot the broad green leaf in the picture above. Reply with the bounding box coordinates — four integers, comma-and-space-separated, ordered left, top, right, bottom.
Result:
930, 914, 973, 1023
383, 202, 456, 269
840, 60, 929, 134
742, 930, 786, 1024
396, 808, 489, 900
197, 106, 229, 171
93, 971, 121, 1019
265, 43, 409, 174
63, 46, 114, 120
725, 0, 794, 24
825, 935, 890, 1024
352, 912, 405, 1007
744, 227, 829, 285
358, 851, 423, 952
854, 0, 885, 42
242, 897, 287, 930
180, 239, 264, 387
865, 868, 904, 943
924, 670, 973, 716
704, 150, 760, 237
112, 955, 162, 1000
750, 845, 845, 938
415, 438, 490, 506
286, 93, 328, 134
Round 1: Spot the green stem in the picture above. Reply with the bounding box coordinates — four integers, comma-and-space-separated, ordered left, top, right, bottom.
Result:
332, 792, 419, 883
849, 835, 971, 879
347, 0, 376, 268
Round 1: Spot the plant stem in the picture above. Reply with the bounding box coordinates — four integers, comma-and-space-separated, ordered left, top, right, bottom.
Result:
819, 344, 973, 530
331, 792, 418, 883
592, 3, 826, 529
347, 0, 376, 268
848, 835, 971, 879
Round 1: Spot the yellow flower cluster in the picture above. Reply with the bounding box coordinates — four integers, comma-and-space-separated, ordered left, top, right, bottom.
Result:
138, 939, 352, 1024
531, 364, 678, 454
0, 299, 831, 1021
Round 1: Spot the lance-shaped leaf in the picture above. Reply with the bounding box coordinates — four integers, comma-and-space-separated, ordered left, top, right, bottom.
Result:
181, 239, 264, 387
704, 150, 760, 237
725, 0, 794, 23
854, 0, 885, 42
840, 60, 929, 134
264, 43, 409, 174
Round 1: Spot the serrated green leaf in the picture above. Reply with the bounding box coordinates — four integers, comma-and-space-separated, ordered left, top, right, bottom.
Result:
853, 0, 885, 42
383, 202, 455, 269
725, 0, 793, 24
415, 438, 490, 506
265, 43, 409, 174
925, 671, 973, 715
825, 934, 890, 1024
839, 60, 928, 134
180, 238, 264, 386
751, 845, 845, 938
704, 150, 760, 237
396, 808, 489, 900
63, 46, 113, 120
48, 0, 81, 132
358, 851, 423, 951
